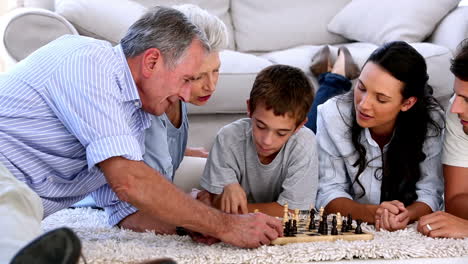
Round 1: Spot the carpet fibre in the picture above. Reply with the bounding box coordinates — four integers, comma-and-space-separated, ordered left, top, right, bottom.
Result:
42, 208, 468, 264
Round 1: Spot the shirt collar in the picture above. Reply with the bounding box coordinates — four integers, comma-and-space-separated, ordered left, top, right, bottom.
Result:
113, 44, 141, 107
364, 127, 393, 151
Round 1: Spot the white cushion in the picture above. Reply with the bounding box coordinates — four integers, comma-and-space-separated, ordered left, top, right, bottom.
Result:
186, 50, 273, 114
328, 0, 460, 45
231, 0, 351, 52
55, 0, 146, 45
130, 0, 235, 50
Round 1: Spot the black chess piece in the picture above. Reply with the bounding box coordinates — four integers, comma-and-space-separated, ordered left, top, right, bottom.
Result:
292, 219, 298, 235
341, 221, 347, 232
331, 218, 338, 235
308, 218, 316, 231
347, 214, 353, 230
318, 219, 323, 234
284, 220, 291, 236
355, 219, 363, 234
321, 218, 328, 235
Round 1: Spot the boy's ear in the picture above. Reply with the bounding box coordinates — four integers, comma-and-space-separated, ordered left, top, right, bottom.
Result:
294, 117, 308, 134
246, 99, 252, 117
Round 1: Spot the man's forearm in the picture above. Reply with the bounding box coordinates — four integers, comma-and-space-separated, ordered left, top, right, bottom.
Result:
100, 157, 228, 238
446, 194, 468, 220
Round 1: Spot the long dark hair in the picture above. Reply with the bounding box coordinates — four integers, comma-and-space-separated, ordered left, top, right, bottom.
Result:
343, 41, 444, 206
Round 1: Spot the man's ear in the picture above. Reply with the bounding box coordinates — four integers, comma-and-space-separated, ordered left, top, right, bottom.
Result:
246, 99, 251, 117
401, 96, 417, 112
294, 117, 307, 133
141, 48, 161, 78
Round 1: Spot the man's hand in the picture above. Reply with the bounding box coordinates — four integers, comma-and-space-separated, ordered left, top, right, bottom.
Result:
216, 183, 248, 214
219, 212, 283, 248
417, 211, 468, 238
118, 211, 176, 234
185, 147, 209, 158
375, 200, 409, 231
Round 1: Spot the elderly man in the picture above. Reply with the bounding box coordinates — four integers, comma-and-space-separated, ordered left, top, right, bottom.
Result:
418, 39, 468, 238
0, 6, 282, 263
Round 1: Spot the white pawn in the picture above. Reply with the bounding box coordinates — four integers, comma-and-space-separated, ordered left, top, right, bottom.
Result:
294, 209, 300, 222
283, 203, 289, 224
337, 212, 342, 228
319, 207, 324, 218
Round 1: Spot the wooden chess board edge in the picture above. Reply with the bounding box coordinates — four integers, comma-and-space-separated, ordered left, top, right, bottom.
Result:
270, 233, 374, 245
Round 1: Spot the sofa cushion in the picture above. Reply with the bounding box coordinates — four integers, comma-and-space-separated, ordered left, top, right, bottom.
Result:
328, 0, 460, 45
231, 0, 351, 52
55, 0, 234, 49
186, 50, 273, 114
55, 0, 146, 45
133, 0, 235, 50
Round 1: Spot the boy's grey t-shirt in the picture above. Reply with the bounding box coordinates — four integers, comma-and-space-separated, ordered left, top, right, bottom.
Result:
201, 118, 318, 210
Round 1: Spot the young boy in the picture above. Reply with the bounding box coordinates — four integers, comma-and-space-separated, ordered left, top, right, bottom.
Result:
200, 64, 318, 217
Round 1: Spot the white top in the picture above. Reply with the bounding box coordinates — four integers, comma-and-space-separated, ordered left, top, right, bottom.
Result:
442, 95, 468, 167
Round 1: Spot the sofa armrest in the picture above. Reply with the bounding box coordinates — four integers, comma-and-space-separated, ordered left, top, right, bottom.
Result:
429, 6, 468, 54
0, 7, 78, 68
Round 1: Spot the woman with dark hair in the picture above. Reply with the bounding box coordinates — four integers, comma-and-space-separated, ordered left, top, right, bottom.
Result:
315, 41, 445, 231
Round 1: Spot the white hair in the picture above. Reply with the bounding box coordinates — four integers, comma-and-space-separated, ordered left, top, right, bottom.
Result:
172, 4, 229, 51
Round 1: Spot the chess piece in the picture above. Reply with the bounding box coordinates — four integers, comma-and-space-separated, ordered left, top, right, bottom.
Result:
308, 219, 316, 230
331, 218, 338, 235
254, 209, 259, 213
341, 221, 347, 232
283, 204, 289, 224
319, 207, 324, 218
284, 220, 291, 236
347, 214, 353, 230
355, 219, 363, 234
292, 219, 298, 235
294, 209, 300, 222
336, 212, 342, 229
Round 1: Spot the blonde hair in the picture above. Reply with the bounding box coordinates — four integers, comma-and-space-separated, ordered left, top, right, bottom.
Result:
173, 4, 229, 51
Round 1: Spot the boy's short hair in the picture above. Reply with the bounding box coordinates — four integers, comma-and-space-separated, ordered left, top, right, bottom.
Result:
249, 64, 314, 126
451, 38, 468, 81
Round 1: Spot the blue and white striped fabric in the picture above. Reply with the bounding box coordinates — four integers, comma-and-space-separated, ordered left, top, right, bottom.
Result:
92, 102, 189, 226
0, 35, 151, 220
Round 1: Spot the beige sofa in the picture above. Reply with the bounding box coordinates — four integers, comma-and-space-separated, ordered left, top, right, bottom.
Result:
1, 0, 467, 190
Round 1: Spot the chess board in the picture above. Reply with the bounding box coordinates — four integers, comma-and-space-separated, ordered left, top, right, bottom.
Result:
271, 215, 374, 245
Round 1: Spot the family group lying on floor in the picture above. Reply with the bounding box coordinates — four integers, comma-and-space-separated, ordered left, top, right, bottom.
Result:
1, 4, 467, 264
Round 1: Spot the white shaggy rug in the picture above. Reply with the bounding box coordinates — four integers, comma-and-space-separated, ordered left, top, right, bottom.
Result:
42, 208, 468, 264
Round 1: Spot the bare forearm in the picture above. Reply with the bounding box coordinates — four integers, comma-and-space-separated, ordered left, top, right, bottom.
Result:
446, 194, 468, 220
100, 157, 228, 237
325, 198, 378, 223
406, 202, 432, 223
247, 202, 284, 217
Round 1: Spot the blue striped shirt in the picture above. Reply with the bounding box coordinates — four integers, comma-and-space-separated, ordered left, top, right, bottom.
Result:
92, 102, 189, 226
0, 35, 151, 220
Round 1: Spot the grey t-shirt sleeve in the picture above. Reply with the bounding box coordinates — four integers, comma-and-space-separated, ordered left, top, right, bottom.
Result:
200, 128, 240, 194
277, 128, 319, 210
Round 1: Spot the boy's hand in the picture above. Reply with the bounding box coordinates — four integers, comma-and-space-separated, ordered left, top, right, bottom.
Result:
219, 183, 248, 214
196, 190, 214, 206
